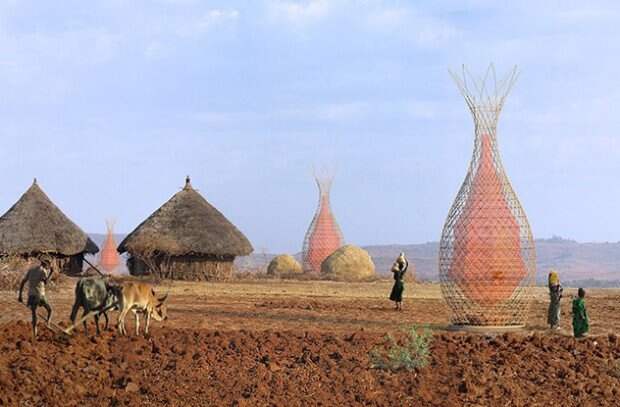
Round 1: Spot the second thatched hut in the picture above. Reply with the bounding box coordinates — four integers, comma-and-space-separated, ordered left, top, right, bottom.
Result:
118, 177, 253, 281
0, 179, 99, 275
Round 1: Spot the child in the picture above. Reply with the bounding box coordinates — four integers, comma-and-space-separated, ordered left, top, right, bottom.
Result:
18, 261, 54, 339
572, 288, 589, 338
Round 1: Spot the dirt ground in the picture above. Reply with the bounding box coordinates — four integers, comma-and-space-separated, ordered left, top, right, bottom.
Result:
1, 279, 620, 406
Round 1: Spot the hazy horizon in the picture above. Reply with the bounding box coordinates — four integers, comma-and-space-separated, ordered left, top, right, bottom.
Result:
1, 1, 619, 253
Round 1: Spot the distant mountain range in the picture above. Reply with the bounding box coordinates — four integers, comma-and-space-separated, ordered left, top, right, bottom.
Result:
88, 234, 620, 284
235, 237, 620, 284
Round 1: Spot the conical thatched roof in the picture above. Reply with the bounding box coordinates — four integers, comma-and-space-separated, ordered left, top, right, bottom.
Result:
118, 177, 253, 257
0, 180, 99, 256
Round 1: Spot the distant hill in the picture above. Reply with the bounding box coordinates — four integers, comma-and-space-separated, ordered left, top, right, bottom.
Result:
235, 237, 620, 285
87, 234, 620, 285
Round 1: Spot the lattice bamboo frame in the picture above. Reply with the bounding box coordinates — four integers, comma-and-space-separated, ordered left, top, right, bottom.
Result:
439, 65, 536, 327
100, 218, 120, 274
302, 174, 344, 274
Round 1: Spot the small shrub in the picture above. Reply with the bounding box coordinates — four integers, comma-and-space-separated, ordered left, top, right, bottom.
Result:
369, 325, 433, 372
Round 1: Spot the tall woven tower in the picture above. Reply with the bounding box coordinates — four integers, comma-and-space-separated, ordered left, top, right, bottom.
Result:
302, 174, 344, 274
439, 65, 536, 328
100, 219, 121, 274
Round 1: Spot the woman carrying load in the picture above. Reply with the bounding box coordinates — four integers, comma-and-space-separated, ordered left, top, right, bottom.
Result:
389, 252, 409, 311
547, 270, 563, 330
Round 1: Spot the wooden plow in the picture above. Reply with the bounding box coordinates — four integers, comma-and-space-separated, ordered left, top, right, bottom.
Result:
33, 258, 120, 336
61, 302, 119, 335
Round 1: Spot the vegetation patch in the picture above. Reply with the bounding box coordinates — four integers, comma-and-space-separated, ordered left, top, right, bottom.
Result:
369, 325, 433, 372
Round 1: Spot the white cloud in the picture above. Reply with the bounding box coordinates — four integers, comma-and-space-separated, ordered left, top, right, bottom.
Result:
366, 7, 409, 28
140, 8, 240, 58
176, 9, 240, 38
405, 101, 440, 120
267, 0, 330, 25
313, 102, 369, 120
0, 25, 122, 101
185, 98, 448, 127
144, 41, 166, 59
366, 6, 459, 47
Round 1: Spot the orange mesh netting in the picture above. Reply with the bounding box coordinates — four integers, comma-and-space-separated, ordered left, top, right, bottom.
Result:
448, 134, 527, 305
302, 176, 344, 273
100, 221, 120, 274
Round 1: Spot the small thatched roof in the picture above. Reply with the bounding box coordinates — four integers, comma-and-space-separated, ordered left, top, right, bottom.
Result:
0, 179, 99, 256
118, 177, 253, 258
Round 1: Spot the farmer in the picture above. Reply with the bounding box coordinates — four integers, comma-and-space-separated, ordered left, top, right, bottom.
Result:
18, 261, 54, 339
389, 252, 409, 311
572, 288, 589, 338
547, 270, 563, 329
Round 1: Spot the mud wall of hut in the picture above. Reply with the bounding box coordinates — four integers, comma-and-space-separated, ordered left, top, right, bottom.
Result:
37, 254, 84, 276
0, 253, 85, 277
128, 254, 235, 281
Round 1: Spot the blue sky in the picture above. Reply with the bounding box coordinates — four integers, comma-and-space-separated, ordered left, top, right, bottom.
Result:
0, 0, 619, 253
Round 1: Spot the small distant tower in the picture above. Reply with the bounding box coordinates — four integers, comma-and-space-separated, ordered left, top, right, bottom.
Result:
302, 172, 344, 273
100, 219, 121, 275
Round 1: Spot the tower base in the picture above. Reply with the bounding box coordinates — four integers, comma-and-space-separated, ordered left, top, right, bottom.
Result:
448, 324, 526, 333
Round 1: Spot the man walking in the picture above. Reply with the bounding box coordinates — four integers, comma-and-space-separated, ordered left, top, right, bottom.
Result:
18, 261, 54, 339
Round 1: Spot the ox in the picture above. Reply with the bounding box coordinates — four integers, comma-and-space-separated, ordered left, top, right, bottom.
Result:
117, 282, 168, 336
70, 277, 122, 336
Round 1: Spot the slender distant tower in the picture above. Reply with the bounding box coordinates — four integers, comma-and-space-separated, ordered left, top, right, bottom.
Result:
302, 174, 344, 273
439, 65, 536, 328
100, 219, 121, 275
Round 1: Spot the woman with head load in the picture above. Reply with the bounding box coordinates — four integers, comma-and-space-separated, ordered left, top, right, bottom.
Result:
389, 252, 408, 311
547, 270, 563, 329
572, 288, 589, 338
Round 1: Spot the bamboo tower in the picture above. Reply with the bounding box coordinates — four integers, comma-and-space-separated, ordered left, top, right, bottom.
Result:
100, 219, 121, 274
302, 173, 344, 274
439, 65, 536, 328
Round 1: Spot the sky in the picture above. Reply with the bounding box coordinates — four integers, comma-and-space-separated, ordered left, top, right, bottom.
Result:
0, 0, 619, 253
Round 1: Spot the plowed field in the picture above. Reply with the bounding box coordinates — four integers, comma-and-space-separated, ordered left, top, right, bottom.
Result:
1, 279, 619, 406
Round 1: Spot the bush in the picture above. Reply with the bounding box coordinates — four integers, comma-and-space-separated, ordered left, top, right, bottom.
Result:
369, 325, 433, 372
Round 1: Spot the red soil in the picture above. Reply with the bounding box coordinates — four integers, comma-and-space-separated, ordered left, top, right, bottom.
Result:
1, 322, 619, 406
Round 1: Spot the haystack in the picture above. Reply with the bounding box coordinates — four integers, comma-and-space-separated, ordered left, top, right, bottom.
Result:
0, 179, 99, 275
267, 255, 302, 276
321, 245, 376, 281
118, 177, 253, 281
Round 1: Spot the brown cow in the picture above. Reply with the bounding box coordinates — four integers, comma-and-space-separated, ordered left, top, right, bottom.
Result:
117, 282, 168, 336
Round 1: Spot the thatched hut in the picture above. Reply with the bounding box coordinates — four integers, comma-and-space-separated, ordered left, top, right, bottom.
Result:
0, 179, 99, 275
118, 177, 253, 281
